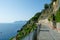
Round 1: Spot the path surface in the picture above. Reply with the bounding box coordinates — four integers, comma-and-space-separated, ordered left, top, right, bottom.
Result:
37, 24, 60, 40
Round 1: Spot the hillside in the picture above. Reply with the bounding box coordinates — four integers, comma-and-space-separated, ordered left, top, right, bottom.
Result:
11, 0, 60, 40
16, 12, 41, 40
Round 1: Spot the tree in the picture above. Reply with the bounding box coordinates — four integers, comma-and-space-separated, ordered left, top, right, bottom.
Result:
44, 4, 49, 9
51, 0, 57, 2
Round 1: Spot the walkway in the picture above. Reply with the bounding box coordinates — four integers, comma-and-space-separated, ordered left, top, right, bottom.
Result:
37, 24, 60, 40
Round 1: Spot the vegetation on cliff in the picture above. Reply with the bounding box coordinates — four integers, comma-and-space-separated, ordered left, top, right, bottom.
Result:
16, 12, 41, 40
56, 7, 60, 22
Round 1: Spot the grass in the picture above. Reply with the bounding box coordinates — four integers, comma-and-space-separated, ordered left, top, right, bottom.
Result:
56, 7, 60, 22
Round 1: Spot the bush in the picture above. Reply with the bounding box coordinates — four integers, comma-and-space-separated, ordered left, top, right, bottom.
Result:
56, 7, 60, 22
44, 4, 49, 9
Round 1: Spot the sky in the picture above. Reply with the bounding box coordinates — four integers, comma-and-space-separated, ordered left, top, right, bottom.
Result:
0, 0, 51, 23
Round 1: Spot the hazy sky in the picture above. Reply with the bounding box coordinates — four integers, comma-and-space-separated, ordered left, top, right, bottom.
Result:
0, 0, 51, 23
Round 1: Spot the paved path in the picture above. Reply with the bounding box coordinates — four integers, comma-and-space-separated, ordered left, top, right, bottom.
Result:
37, 24, 60, 40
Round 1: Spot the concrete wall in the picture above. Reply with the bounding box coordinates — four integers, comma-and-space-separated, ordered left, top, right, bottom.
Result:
22, 32, 34, 40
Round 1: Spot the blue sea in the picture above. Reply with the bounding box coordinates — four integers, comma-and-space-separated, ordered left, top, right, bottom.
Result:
0, 21, 26, 40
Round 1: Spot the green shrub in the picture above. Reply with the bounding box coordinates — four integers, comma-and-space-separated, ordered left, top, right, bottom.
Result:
56, 7, 60, 22
44, 4, 49, 9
